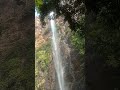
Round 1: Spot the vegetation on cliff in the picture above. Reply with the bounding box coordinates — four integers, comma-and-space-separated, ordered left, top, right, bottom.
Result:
36, 0, 120, 90
35, 42, 51, 90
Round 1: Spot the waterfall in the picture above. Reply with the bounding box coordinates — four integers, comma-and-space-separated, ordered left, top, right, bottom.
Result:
49, 12, 66, 90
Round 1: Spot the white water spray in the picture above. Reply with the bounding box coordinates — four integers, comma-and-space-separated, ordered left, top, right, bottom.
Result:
49, 11, 65, 90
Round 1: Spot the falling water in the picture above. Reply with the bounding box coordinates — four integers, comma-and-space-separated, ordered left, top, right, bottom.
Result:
49, 12, 65, 90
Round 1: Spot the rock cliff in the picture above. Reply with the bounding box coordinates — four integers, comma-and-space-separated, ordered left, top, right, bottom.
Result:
0, 0, 34, 89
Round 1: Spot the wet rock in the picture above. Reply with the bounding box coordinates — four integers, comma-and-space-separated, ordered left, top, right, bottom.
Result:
36, 16, 85, 90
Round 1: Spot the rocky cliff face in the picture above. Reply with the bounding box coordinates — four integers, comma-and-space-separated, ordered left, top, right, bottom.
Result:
35, 16, 85, 90
35, 17, 44, 48
35, 16, 51, 48
0, 0, 34, 89
0, 0, 34, 60
35, 16, 52, 90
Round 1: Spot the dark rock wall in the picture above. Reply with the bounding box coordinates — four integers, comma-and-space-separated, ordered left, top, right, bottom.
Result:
0, 0, 34, 89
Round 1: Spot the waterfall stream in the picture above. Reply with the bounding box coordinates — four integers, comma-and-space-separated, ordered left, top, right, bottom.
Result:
49, 12, 66, 90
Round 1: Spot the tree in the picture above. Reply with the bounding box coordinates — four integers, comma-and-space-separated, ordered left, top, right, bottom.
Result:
85, 0, 120, 89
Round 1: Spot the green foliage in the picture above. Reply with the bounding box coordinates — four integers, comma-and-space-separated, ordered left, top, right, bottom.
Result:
35, 0, 56, 15
35, 42, 51, 90
35, 0, 43, 13
70, 14, 85, 55
88, 4, 120, 68
71, 31, 85, 55
35, 0, 85, 30
0, 34, 34, 90
0, 58, 25, 90
0, 56, 34, 89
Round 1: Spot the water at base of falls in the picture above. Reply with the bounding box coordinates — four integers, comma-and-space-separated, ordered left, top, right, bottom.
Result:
50, 19, 66, 90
